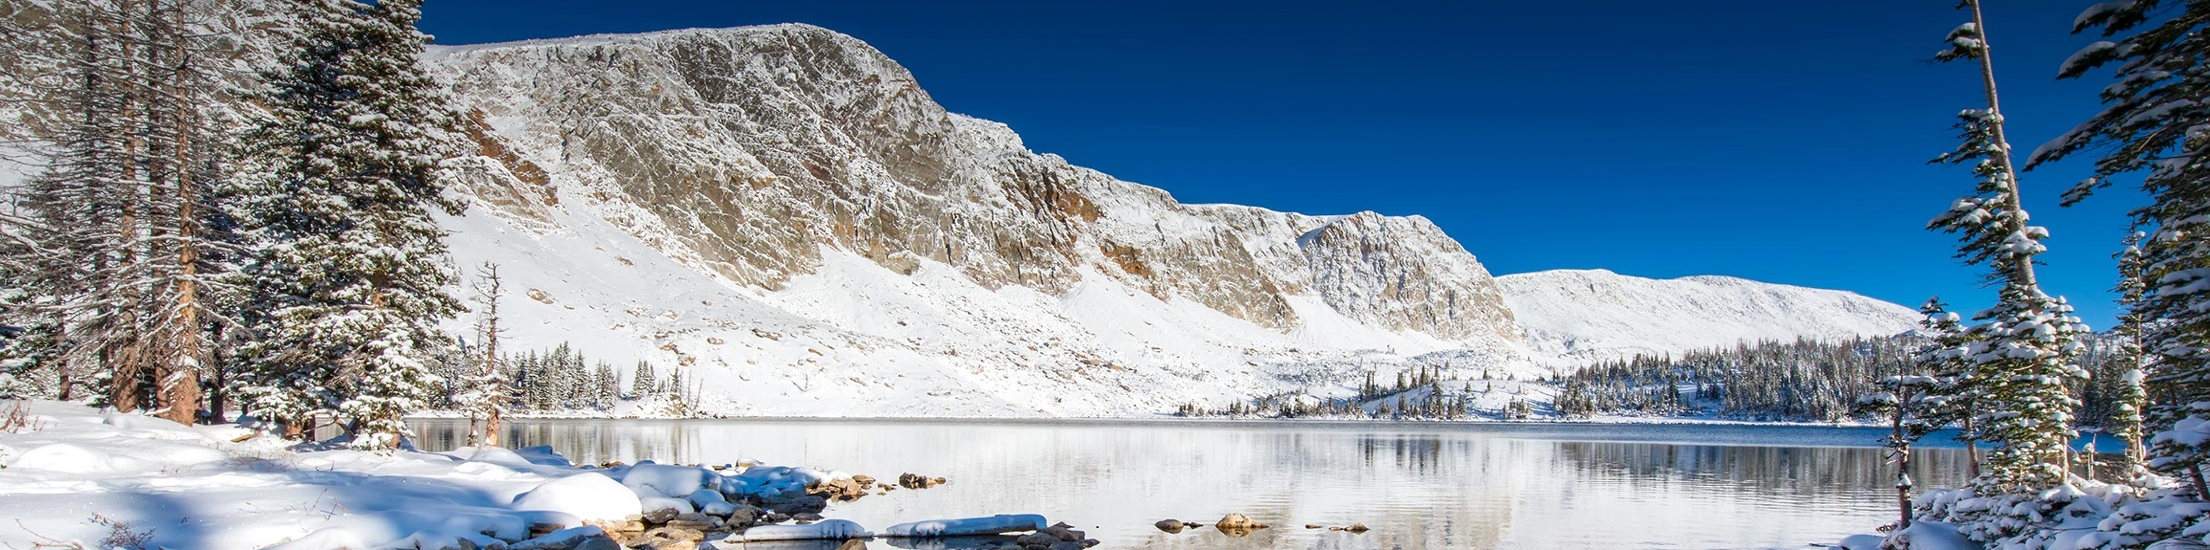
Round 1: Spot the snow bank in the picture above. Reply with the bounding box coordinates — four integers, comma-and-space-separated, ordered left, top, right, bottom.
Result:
511, 472, 644, 521
722, 464, 829, 498
1885, 521, 1975, 550
620, 462, 714, 497
1833, 533, 1884, 550
9, 442, 126, 473
641, 496, 694, 516
1850, 476, 2210, 550
882, 514, 1047, 537
0, 401, 876, 550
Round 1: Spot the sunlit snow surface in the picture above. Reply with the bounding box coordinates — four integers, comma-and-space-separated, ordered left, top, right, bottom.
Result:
417, 418, 1975, 550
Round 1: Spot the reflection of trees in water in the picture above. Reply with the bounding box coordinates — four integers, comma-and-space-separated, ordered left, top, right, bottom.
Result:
1357, 432, 1447, 475
1556, 441, 1972, 494
413, 419, 693, 465
408, 421, 1931, 550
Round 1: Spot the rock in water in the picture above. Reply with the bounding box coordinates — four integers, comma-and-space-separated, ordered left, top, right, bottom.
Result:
1214, 514, 1268, 537
1154, 519, 1186, 534
898, 472, 944, 489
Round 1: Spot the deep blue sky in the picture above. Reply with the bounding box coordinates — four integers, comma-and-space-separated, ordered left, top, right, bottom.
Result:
419, 0, 2145, 328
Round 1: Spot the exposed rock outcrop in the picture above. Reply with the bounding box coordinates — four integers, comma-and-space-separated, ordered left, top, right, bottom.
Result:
424, 24, 1521, 343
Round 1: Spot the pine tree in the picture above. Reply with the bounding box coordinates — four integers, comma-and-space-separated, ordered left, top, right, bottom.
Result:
631, 359, 655, 400
592, 361, 616, 411
232, 0, 463, 449
0, 0, 239, 422
1858, 370, 1938, 530
2109, 233, 2153, 475
1915, 297, 1984, 477
1925, 1, 2090, 492
2030, 0, 2210, 500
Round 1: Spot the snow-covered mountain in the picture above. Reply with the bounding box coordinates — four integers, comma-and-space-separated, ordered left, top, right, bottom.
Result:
418, 24, 1557, 416
1497, 269, 1923, 361
0, 18, 1925, 417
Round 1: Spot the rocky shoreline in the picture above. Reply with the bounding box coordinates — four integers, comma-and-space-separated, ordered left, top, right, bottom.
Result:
0, 401, 1116, 550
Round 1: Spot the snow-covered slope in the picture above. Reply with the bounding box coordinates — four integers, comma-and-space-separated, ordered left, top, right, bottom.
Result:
0, 16, 1928, 417
419, 24, 1556, 416
1496, 269, 1921, 361
421, 24, 1924, 416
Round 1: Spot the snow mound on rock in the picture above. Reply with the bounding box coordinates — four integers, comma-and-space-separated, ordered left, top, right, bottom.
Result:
511, 473, 643, 521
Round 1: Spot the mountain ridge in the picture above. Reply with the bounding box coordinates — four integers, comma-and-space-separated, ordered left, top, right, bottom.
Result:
0, 18, 1926, 417
1496, 268, 1922, 361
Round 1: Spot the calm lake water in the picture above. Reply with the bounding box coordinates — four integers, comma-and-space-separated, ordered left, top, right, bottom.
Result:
411, 419, 1979, 550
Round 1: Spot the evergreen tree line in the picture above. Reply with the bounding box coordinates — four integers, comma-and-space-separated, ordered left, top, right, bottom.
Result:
1177, 373, 1532, 420
0, 0, 469, 449
426, 342, 686, 415
1552, 335, 2144, 426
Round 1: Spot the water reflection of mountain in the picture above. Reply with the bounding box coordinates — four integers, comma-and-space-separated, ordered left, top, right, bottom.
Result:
1556, 441, 1973, 493
410, 420, 1954, 550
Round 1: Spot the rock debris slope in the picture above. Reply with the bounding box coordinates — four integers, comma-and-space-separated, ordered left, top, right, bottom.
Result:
424, 24, 1549, 416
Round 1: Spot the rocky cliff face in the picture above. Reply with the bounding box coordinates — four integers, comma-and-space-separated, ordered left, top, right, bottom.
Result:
424, 24, 1520, 345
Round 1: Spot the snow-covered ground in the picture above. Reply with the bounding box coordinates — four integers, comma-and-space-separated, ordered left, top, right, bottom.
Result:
0, 400, 1004, 550
1498, 269, 1923, 362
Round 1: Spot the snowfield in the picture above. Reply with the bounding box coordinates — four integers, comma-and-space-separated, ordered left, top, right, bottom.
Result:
1499, 269, 1922, 362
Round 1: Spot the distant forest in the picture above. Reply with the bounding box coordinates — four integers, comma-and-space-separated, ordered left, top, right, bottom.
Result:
1553, 335, 2141, 428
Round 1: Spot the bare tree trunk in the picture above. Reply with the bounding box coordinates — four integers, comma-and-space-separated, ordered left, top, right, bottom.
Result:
485, 407, 501, 448
2193, 465, 2210, 502
1894, 403, 1913, 529
478, 263, 504, 447
152, 0, 202, 425
206, 358, 226, 423
107, 0, 144, 414
1963, 0, 2036, 289
1964, 412, 1982, 479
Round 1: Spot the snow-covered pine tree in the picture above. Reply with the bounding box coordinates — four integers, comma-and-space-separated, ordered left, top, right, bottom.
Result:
514, 350, 544, 411
2028, 0, 2210, 500
2110, 233, 2153, 475
1914, 297, 1985, 477
1856, 370, 1937, 530
1, 0, 238, 422
231, 0, 464, 449
1926, 0, 2091, 493
7, 0, 147, 410
134, 0, 240, 426
592, 361, 616, 411
630, 359, 655, 400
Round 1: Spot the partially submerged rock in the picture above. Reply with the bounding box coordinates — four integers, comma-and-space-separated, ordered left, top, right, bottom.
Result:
883, 514, 1048, 538
509, 526, 618, 550
1214, 514, 1269, 537
1153, 519, 1186, 534
723, 519, 873, 542
898, 472, 947, 489
1215, 513, 1266, 530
